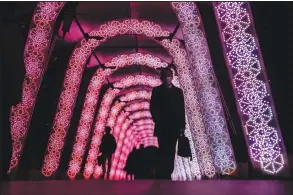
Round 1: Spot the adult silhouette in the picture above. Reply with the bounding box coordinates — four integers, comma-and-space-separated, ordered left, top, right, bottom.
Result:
124, 147, 138, 180
150, 68, 186, 180
99, 126, 117, 180
135, 144, 146, 179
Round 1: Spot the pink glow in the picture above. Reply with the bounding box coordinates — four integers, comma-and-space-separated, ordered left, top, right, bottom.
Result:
213, 2, 287, 174
83, 76, 160, 179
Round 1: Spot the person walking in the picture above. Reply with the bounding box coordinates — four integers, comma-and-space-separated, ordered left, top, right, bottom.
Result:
150, 68, 186, 180
99, 126, 117, 180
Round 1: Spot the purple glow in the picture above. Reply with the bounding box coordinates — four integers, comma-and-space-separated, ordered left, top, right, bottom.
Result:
213, 2, 287, 174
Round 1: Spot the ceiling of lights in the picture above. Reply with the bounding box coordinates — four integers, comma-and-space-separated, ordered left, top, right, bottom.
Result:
57, 2, 184, 67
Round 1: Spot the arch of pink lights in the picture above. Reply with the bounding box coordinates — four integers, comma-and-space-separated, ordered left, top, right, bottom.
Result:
84, 80, 197, 180
62, 53, 200, 178
12, 1, 285, 179
84, 87, 186, 180
67, 76, 163, 179
67, 52, 172, 178
14, 1, 282, 178
41, 18, 218, 178
95, 83, 199, 181
9, 2, 65, 172
110, 111, 163, 180
14, 4, 221, 178
81, 76, 161, 179
106, 111, 156, 180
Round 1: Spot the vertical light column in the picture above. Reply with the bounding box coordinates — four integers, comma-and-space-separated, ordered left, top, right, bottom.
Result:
9, 2, 65, 173
213, 2, 287, 174
171, 2, 237, 175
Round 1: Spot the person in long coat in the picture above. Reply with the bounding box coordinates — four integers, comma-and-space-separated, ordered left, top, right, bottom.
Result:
150, 68, 186, 180
99, 127, 117, 180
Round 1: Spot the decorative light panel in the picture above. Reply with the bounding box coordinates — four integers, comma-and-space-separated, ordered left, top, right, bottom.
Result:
9, 2, 65, 172
172, 2, 236, 175
213, 2, 287, 174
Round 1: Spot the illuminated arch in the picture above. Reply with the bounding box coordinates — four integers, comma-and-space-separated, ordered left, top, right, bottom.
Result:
87, 87, 188, 180
41, 18, 216, 178
107, 89, 202, 180
68, 52, 172, 177
171, 2, 237, 174
106, 111, 156, 180
102, 93, 196, 180
16, 5, 224, 177
14, 1, 272, 177
67, 75, 161, 178
81, 76, 161, 179
100, 90, 199, 181
109, 124, 141, 180
213, 2, 287, 174
108, 100, 152, 130
115, 126, 159, 180
9, 2, 65, 171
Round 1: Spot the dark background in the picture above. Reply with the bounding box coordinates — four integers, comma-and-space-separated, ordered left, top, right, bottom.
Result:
1, 2, 292, 180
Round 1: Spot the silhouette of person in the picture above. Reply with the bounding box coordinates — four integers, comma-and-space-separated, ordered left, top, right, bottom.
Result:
99, 126, 117, 180
150, 68, 186, 180
135, 144, 146, 179
124, 147, 137, 180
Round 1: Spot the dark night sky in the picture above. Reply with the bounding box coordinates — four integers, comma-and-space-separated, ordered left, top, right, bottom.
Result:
1, 2, 292, 180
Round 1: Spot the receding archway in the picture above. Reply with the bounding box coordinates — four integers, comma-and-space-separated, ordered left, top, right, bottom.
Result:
42, 19, 216, 178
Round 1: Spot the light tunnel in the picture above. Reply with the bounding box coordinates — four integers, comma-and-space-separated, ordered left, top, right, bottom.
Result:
9, 1, 288, 181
